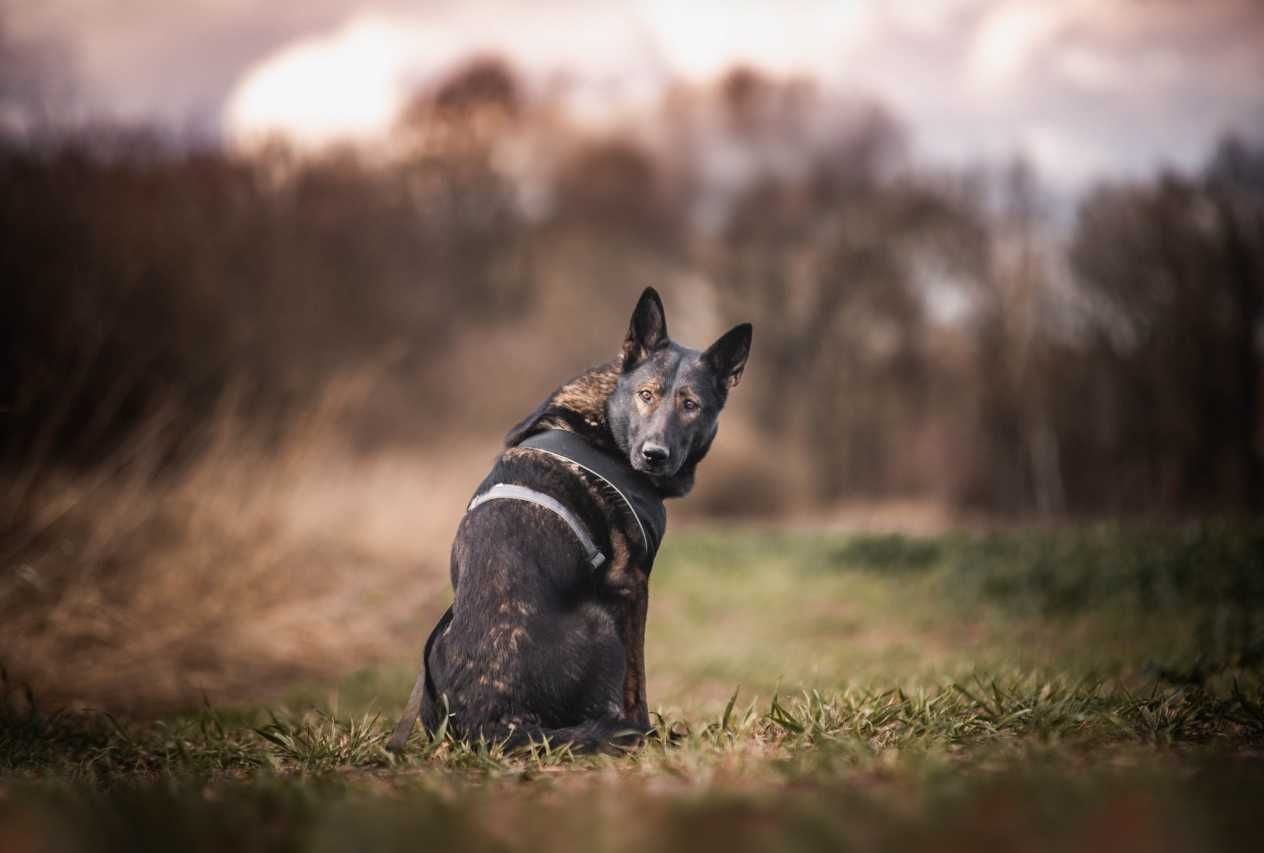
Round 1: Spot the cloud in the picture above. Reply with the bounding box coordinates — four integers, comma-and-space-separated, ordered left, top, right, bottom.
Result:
224, 15, 420, 146
969, 3, 1065, 89
9, 0, 1264, 191
220, 2, 876, 146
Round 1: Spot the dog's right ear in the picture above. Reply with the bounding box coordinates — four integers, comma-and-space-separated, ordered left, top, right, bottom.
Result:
621, 287, 669, 372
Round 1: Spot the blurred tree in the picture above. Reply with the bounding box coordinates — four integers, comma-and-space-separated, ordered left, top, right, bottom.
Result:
4, 46, 1259, 518
1206, 138, 1264, 510
704, 70, 988, 500
1069, 137, 1264, 511
393, 56, 532, 327
0, 17, 76, 137
972, 159, 1067, 514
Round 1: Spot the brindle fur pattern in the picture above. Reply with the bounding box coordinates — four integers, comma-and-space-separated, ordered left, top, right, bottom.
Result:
420, 288, 752, 750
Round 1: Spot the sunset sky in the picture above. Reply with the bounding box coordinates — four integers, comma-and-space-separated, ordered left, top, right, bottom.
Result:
6, 0, 1264, 191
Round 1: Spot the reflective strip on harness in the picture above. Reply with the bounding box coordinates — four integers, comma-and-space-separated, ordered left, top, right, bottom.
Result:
467, 483, 607, 570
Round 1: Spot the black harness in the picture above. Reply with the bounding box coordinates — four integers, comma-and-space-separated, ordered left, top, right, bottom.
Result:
386, 430, 666, 752
515, 429, 667, 562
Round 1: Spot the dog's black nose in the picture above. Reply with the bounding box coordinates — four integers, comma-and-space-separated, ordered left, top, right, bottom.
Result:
641, 443, 669, 463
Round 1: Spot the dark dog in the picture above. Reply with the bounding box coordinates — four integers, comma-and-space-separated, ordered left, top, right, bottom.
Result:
388, 288, 751, 752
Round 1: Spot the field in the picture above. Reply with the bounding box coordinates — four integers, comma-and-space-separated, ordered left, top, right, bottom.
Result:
3, 524, 1263, 852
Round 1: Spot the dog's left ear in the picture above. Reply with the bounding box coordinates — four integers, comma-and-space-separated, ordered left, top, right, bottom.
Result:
702, 323, 753, 388
622, 287, 669, 371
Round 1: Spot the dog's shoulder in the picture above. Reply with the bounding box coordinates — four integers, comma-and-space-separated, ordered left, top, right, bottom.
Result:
504, 359, 621, 448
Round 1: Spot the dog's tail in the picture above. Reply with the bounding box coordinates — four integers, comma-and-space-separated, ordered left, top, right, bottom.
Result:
484, 717, 653, 754
386, 605, 454, 754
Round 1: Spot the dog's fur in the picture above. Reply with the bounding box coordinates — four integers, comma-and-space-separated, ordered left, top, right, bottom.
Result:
418, 288, 752, 750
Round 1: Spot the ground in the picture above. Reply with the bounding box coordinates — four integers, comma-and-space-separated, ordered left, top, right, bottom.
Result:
3, 524, 1263, 852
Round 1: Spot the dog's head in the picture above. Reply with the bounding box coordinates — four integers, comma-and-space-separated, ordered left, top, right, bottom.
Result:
607, 288, 752, 495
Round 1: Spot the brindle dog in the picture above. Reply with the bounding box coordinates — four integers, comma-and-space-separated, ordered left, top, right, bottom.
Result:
391, 288, 751, 752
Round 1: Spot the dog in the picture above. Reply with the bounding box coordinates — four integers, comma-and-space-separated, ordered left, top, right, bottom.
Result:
388, 288, 751, 752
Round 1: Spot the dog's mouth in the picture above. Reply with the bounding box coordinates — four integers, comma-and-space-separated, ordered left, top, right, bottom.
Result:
630, 453, 678, 478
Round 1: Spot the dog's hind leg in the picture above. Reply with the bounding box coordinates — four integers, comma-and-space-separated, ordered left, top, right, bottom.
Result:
618, 575, 652, 728
488, 716, 654, 754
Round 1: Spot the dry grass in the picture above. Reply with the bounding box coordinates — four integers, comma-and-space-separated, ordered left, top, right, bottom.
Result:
0, 395, 497, 711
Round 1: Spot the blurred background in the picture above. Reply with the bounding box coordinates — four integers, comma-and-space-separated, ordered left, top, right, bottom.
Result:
2, 0, 1262, 711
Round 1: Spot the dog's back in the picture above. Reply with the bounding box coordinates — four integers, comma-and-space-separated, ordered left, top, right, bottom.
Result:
421, 439, 644, 745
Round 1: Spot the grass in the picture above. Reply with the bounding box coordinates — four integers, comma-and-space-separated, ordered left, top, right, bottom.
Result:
3, 523, 1263, 851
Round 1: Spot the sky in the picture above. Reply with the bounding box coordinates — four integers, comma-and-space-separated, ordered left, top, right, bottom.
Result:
5, 0, 1264, 193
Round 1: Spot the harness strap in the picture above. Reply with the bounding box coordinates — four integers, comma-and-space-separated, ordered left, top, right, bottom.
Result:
467, 483, 607, 570
519, 443, 650, 552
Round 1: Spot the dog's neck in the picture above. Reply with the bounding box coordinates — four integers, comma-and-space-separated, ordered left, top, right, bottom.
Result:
505, 358, 622, 447
503, 360, 703, 498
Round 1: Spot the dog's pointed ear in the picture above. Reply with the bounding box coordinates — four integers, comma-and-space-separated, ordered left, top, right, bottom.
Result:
702, 323, 752, 388
621, 287, 669, 371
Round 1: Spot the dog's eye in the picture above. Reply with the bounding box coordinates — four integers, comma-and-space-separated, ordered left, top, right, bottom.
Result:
638, 389, 654, 403
682, 399, 698, 412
